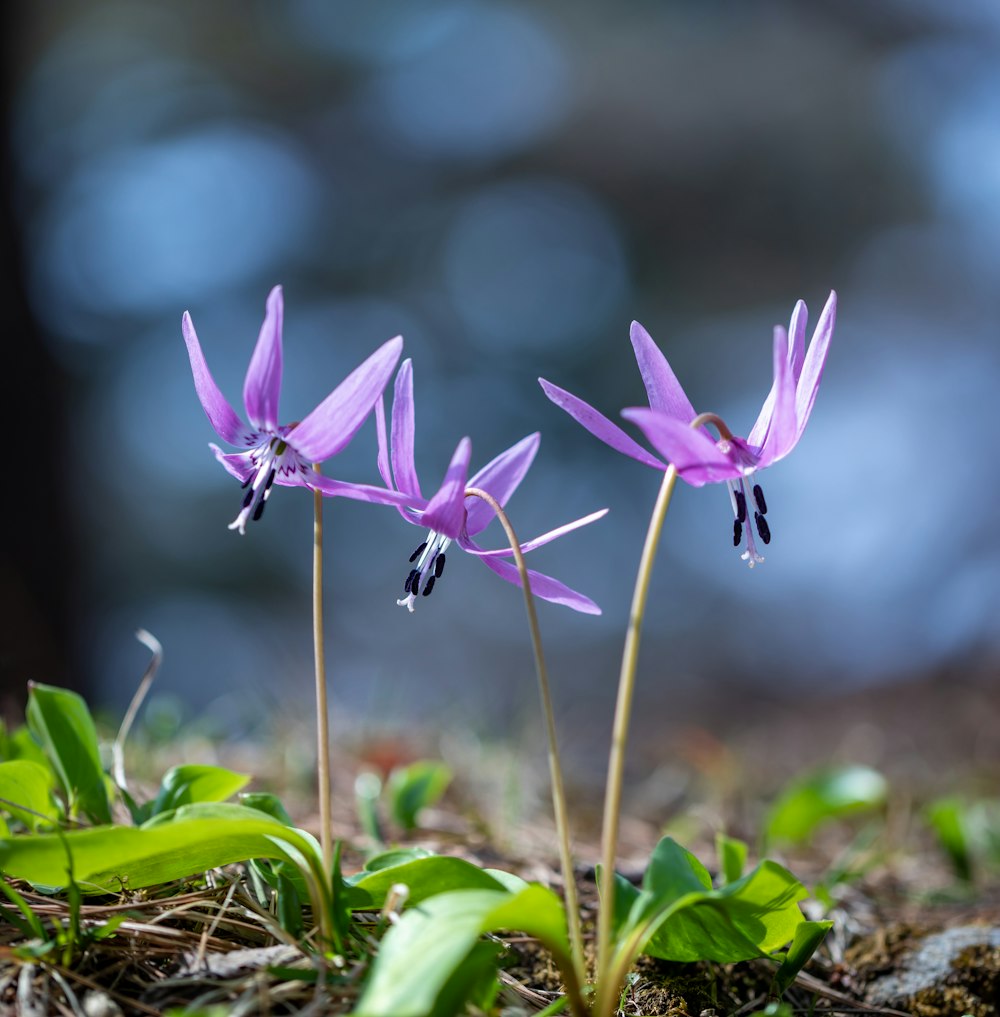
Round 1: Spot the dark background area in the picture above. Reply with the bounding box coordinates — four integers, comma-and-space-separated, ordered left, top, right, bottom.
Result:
2, 2, 998, 768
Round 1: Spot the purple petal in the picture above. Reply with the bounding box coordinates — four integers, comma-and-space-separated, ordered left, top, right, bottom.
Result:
539, 379, 665, 471
476, 554, 602, 615
390, 359, 422, 499
787, 298, 807, 380
757, 326, 798, 467
420, 438, 472, 539
183, 312, 253, 447
467, 508, 609, 558
243, 285, 284, 431
211, 445, 254, 483
795, 290, 837, 438
290, 335, 403, 463
622, 408, 741, 486
307, 471, 422, 508
464, 433, 540, 537
630, 321, 697, 421
374, 394, 393, 489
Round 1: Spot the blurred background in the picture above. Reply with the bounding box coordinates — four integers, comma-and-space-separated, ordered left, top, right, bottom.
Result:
2, 1, 998, 782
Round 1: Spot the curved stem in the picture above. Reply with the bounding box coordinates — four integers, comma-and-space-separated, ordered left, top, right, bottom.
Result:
594, 465, 678, 1017
464, 487, 586, 992
313, 465, 333, 876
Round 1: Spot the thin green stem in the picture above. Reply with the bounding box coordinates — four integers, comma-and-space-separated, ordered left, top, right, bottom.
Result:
464, 487, 587, 992
313, 465, 333, 876
594, 465, 678, 1017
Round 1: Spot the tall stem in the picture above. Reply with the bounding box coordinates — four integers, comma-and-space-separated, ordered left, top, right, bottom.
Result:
313, 466, 333, 875
595, 465, 678, 1017
465, 487, 586, 986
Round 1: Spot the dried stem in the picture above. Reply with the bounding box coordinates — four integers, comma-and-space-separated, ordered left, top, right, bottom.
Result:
594, 464, 678, 1017
313, 465, 333, 875
112, 629, 163, 791
464, 487, 586, 991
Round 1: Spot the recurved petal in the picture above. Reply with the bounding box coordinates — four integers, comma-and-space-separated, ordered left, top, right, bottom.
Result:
795, 290, 837, 438
787, 298, 807, 380
390, 359, 422, 499
211, 445, 254, 483
307, 471, 421, 508
464, 433, 540, 537
420, 437, 472, 539
622, 408, 741, 486
630, 321, 697, 421
539, 379, 666, 471
375, 395, 393, 489
243, 285, 284, 431
291, 335, 404, 463
464, 508, 609, 558
477, 554, 602, 614
757, 326, 798, 467
183, 312, 254, 446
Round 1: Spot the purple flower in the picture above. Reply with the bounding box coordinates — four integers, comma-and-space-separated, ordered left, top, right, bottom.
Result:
183, 285, 410, 533
375, 359, 607, 613
540, 292, 836, 566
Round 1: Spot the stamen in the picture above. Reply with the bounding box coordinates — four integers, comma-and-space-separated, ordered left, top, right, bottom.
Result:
434, 554, 446, 578
753, 484, 767, 515
252, 498, 267, 522
404, 569, 418, 593
422, 576, 436, 597
242, 486, 255, 509
755, 511, 771, 544
735, 490, 747, 524
264, 468, 277, 493
410, 571, 421, 596
408, 542, 427, 564
733, 519, 742, 546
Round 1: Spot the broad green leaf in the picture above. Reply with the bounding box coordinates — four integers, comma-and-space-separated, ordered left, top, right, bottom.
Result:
716, 832, 748, 884
26, 683, 111, 825
354, 884, 569, 1017
772, 919, 832, 994
150, 765, 250, 817
363, 847, 434, 872
765, 765, 887, 846
620, 837, 812, 965
1, 726, 50, 771
345, 855, 519, 910
386, 761, 452, 830
240, 792, 295, 827
0, 760, 57, 830
0, 802, 321, 893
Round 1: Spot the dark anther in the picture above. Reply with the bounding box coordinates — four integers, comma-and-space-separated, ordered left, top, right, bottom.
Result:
410, 571, 421, 596
753, 484, 767, 515
404, 568, 419, 594
434, 553, 446, 578
264, 468, 276, 493
422, 576, 436, 597
242, 486, 255, 509
733, 519, 742, 546
735, 489, 747, 523
252, 498, 267, 522
755, 511, 771, 544
408, 541, 427, 564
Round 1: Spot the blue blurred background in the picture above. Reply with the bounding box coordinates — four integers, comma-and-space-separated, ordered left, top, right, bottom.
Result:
3, 2, 999, 761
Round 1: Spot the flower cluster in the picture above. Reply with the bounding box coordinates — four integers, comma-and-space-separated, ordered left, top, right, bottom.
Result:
184, 287, 607, 611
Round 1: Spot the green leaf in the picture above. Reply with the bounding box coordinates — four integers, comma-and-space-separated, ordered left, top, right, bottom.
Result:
240, 792, 295, 827
620, 837, 813, 966
354, 884, 569, 1017
765, 765, 887, 846
716, 832, 748, 884
149, 765, 251, 817
345, 855, 520, 910
1, 726, 50, 771
772, 919, 832, 994
363, 847, 435, 872
25, 683, 111, 825
386, 761, 452, 830
0, 760, 57, 831
0, 802, 322, 893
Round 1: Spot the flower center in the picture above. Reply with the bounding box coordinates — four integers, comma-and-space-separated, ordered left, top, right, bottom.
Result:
727, 476, 771, 568
397, 531, 451, 612
229, 435, 308, 535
